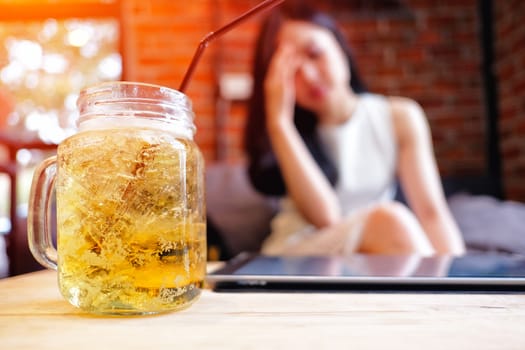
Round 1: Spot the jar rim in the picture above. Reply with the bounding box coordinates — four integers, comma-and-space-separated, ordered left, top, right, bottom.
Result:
79, 81, 188, 102
76, 81, 195, 136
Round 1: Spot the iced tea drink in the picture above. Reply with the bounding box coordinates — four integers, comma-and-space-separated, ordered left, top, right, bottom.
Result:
28, 82, 206, 315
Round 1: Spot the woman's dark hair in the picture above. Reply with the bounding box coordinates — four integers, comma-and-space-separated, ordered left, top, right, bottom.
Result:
244, 3, 367, 196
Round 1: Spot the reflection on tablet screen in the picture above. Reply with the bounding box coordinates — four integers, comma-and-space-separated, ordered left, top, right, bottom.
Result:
232, 254, 525, 279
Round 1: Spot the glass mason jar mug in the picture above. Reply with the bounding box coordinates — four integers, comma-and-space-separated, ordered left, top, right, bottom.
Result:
28, 82, 206, 315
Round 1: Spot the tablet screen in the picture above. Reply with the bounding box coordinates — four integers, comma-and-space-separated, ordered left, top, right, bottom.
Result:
233, 254, 525, 277
207, 253, 525, 291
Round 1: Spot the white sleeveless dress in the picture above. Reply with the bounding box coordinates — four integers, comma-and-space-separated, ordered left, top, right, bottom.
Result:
261, 94, 398, 255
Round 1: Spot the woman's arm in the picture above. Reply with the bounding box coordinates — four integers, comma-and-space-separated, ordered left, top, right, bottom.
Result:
267, 119, 341, 227
264, 44, 341, 228
391, 97, 466, 255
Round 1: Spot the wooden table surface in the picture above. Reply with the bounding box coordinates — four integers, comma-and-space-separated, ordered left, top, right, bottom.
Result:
1, 269, 524, 350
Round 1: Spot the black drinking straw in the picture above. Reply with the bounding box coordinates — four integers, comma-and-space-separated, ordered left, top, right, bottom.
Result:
179, 0, 285, 92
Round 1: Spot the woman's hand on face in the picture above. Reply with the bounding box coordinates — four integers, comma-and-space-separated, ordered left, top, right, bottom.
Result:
264, 44, 302, 128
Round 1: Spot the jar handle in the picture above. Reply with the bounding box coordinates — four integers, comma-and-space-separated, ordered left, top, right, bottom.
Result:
27, 156, 58, 270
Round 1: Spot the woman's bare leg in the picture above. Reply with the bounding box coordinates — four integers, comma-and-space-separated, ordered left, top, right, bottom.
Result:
262, 202, 434, 257
358, 202, 435, 256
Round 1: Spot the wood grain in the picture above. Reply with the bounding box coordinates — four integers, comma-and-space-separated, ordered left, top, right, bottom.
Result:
1, 269, 524, 350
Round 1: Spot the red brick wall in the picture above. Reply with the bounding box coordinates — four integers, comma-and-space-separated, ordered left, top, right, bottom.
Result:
494, 0, 525, 201
123, 0, 525, 198
335, 0, 485, 178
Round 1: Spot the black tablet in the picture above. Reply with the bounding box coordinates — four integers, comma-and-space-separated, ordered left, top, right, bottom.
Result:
206, 252, 525, 292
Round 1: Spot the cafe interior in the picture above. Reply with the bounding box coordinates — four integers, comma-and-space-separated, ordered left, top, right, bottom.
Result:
0, 0, 524, 278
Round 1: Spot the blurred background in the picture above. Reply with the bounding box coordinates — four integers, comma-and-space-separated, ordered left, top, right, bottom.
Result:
1, 0, 524, 275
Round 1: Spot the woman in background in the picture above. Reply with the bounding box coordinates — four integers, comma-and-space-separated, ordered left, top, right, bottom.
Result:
244, 3, 465, 257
